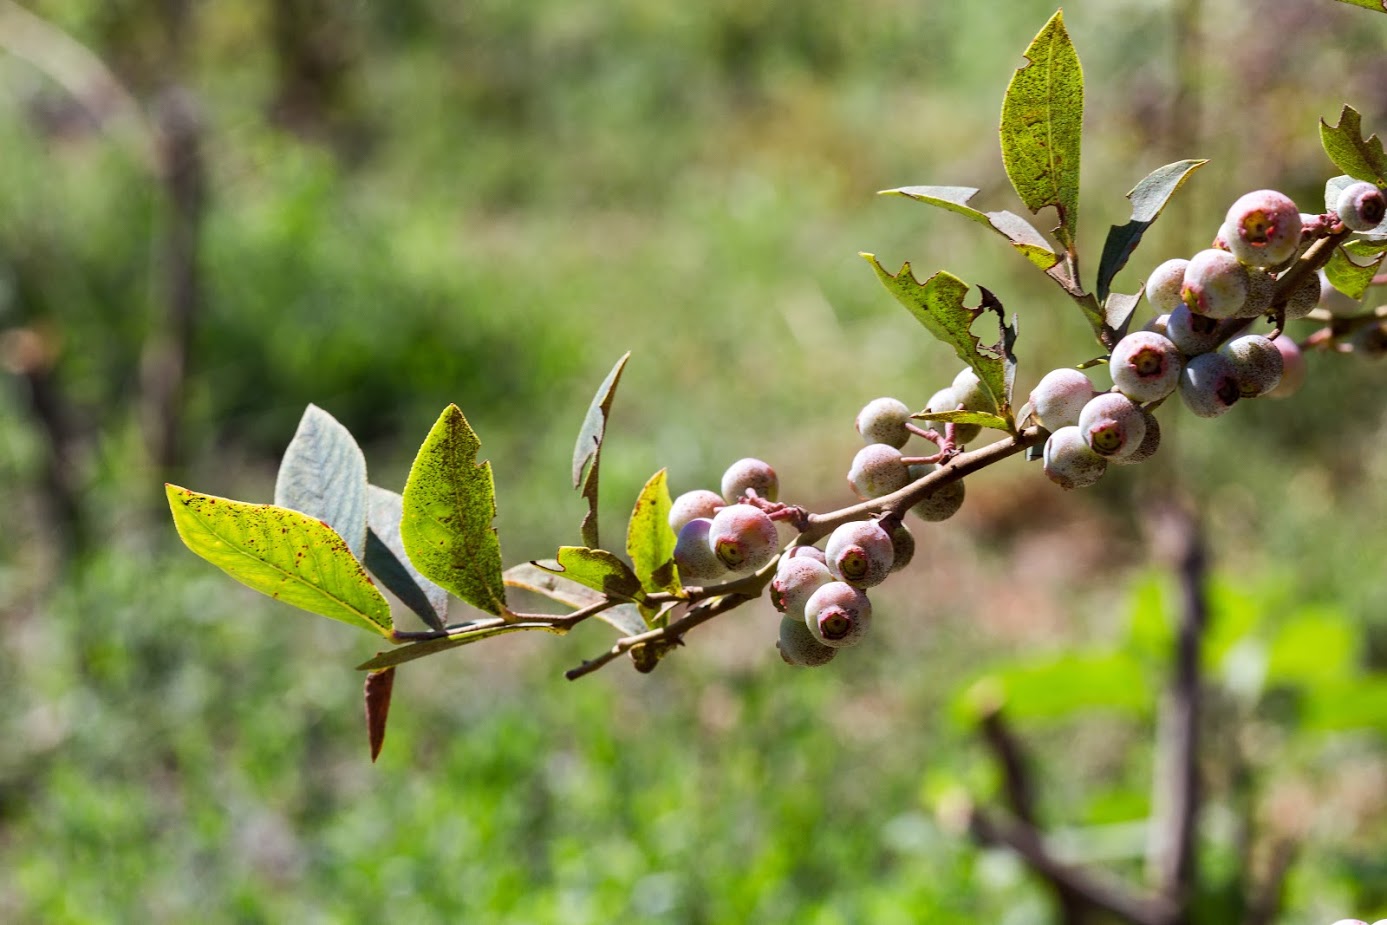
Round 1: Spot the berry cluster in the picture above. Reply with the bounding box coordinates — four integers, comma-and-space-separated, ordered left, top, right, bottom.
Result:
670, 458, 787, 581
1035, 184, 1386, 490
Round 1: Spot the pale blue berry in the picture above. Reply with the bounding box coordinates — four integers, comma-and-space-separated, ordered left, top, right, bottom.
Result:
825, 519, 895, 588
721, 458, 778, 503
1043, 425, 1107, 489
856, 397, 913, 448
804, 581, 873, 648
708, 503, 778, 572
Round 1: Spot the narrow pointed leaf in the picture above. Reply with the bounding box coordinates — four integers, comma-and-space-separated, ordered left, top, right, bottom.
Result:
627, 469, 679, 596
273, 404, 369, 559
1324, 244, 1385, 300
400, 405, 506, 615
881, 186, 1059, 270
573, 352, 631, 549
358, 623, 559, 670
912, 409, 1011, 430
364, 667, 395, 762
1332, 0, 1387, 11
1096, 159, 1207, 301
166, 484, 392, 636
365, 485, 447, 631
504, 562, 648, 635
863, 255, 1014, 424
543, 547, 646, 602
1000, 10, 1084, 250
1321, 106, 1387, 185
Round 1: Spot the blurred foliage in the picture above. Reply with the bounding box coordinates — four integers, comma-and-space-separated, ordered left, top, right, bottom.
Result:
1, 0, 1385, 921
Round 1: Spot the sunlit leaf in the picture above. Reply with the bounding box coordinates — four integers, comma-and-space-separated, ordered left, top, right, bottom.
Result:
166, 484, 392, 636
1000, 9, 1084, 251
881, 186, 1059, 270
1325, 243, 1385, 300
504, 562, 647, 635
357, 623, 557, 670
364, 667, 395, 762
627, 469, 680, 597
1265, 609, 1357, 686
1321, 106, 1387, 185
573, 352, 631, 549
544, 547, 646, 603
911, 408, 1011, 430
1332, 0, 1387, 12
953, 650, 1154, 724
400, 405, 506, 616
1096, 159, 1207, 301
1303, 676, 1387, 730
365, 485, 447, 631
273, 404, 369, 559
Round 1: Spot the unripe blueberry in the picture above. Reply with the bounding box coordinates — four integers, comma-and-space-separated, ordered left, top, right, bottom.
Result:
1146, 258, 1189, 314
721, 457, 778, 503
1029, 368, 1095, 429
669, 489, 723, 535
1234, 268, 1277, 319
856, 397, 913, 448
1182, 248, 1249, 318
778, 614, 837, 667
1078, 392, 1147, 459
1283, 273, 1321, 321
1220, 334, 1283, 398
886, 520, 916, 572
825, 519, 895, 588
847, 443, 911, 499
707, 503, 779, 572
770, 556, 833, 618
1223, 189, 1302, 267
804, 581, 873, 648
673, 518, 729, 582
1266, 336, 1306, 399
776, 544, 826, 574
1166, 304, 1222, 356
1143, 313, 1170, 336
1178, 352, 1241, 418
1109, 408, 1161, 466
952, 367, 998, 414
1336, 180, 1386, 232
906, 463, 967, 522
1042, 425, 1107, 489
1109, 332, 1183, 402
924, 386, 981, 445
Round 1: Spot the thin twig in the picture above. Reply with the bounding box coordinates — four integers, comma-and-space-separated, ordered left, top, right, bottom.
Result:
565, 593, 749, 681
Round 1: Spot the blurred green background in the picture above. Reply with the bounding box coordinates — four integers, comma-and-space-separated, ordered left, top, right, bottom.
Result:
1, 0, 1385, 921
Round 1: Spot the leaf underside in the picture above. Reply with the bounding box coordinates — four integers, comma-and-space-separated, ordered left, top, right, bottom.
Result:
573, 352, 632, 549
504, 562, 648, 635
273, 404, 369, 560
365, 485, 448, 631
1096, 159, 1208, 302
881, 186, 1059, 271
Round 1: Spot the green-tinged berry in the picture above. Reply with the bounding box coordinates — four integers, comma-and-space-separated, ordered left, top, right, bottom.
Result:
847, 443, 910, 499
856, 397, 913, 448
1336, 180, 1386, 232
669, 489, 724, 535
804, 581, 873, 648
1220, 334, 1283, 398
721, 457, 778, 503
1166, 304, 1223, 355
778, 614, 837, 667
825, 519, 895, 588
1029, 368, 1095, 429
886, 520, 915, 572
1224, 189, 1302, 267
1178, 352, 1241, 417
673, 518, 729, 582
1043, 425, 1107, 489
1182, 248, 1249, 318
1110, 409, 1161, 466
906, 463, 967, 522
1283, 273, 1321, 321
1146, 258, 1189, 314
1267, 336, 1306, 398
771, 557, 833, 618
708, 503, 778, 572
1109, 332, 1183, 402
1078, 392, 1147, 459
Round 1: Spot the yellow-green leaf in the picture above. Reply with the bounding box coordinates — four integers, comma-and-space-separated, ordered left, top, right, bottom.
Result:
166, 484, 392, 636
627, 469, 679, 596
546, 547, 645, 602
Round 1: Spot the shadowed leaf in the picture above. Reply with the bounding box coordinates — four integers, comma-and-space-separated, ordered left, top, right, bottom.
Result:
365, 485, 447, 631
504, 562, 648, 635
400, 405, 506, 616
166, 484, 392, 636
573, 352, 631, 548
881, 186, 1059, 270
542, 547, 646, 603
273, 404, 369, 560
1096, 159, 1207, 301
364, 667, 395, 762
1325, 244, 1385, 299
1332, 0, 1387, 11
1000, 10, 1084, 251
1104, 291, 1144, 342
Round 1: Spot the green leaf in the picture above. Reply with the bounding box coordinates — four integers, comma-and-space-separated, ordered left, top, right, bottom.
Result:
627, 469, 680, 597
911, 408, 1011, 430
364, 667, 395, 762
573, 352, 632, 549
862, 256, 1014, 424
1320, 106, 1387, 186
1325, 243, 1385, 300
1000, 9, 1084, 251
504, 562, 648, 635
357, 623, 555, 670
166, 484, 392, 637
953, 650, 1154, 724
1333, 0, 1387, 12
273, 404, 369, 560
365, 485, 447, 631
544, 547, 646, 603
1303, 676, 1387, 731
1096, 159, 1207, 301
400, 405, 507, 616
1265, 609, 1357, 687
880, 186, 1059, 271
